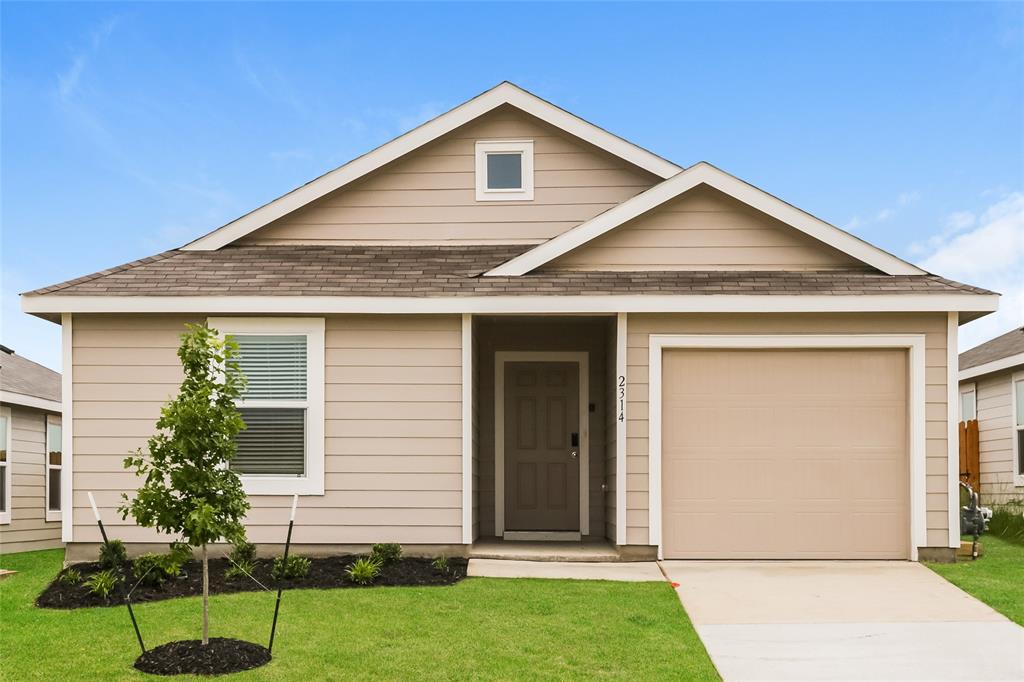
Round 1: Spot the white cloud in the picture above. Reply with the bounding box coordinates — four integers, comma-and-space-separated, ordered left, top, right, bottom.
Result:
898, 191, 922, 206
56, 15, 119, 102
916, 192, 1024, 350
946, 211, 976, 232
875, 208, 895, 222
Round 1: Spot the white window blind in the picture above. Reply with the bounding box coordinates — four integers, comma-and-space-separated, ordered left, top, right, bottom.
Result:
231, 334, 308, 477
46, 419, 61, 513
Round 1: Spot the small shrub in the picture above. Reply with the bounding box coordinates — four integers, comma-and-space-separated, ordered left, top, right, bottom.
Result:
132, 553, 163, 586
431, 555, 450, 574
271, 554, 311, 581
370, 543, 402, 564
85, 569, 120, 600
98, 539, 127, 569
988, 502, 1024, 544
225, 559, 255, 581
229, 540, 257, 565
59, 568, 83, 585
132, 544, 190, 587
346, 556, 382, 585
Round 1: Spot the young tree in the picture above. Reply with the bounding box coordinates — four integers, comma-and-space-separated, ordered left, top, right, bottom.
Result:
121, 323, 250, 646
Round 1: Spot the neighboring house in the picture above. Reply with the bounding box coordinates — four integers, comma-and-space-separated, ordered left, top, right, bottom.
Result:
21, 82, 998, 563
958, 327, 1024, 505
0, 345, 63, 554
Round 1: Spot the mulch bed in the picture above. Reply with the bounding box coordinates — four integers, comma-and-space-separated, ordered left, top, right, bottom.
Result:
37, 555, 468, 609
134, 638, 270, 675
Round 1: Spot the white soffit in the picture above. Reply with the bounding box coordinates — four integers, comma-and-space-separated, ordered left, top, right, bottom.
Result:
181, 82, 681, 251
484, 162, 927, 277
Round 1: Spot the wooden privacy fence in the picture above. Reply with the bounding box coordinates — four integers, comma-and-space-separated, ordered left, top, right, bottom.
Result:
959, 419, 980, 491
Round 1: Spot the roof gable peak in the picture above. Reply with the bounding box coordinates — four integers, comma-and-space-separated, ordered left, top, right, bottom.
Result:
182, 82, 681, 251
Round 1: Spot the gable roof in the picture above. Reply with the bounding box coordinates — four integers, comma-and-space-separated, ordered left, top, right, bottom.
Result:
484, 162, 926, 277
0, 345, 61, 411
182, 82, 682, 251
959, 326, 1024, 380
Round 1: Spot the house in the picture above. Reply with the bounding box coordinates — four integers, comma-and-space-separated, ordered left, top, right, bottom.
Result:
0, 345, 63, 554
21, 82, 998, 563
958, 327, 1024, 505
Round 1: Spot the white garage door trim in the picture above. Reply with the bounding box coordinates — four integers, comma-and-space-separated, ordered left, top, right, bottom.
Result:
648, 334, 927, 561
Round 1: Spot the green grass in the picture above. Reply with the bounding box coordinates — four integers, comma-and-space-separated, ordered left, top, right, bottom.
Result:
926, 535, 1024, 626
0, 549, 718, 681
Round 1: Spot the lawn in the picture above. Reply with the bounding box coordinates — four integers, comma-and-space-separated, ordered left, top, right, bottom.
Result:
926, 535, 1024, 626
0, 549, 718, 681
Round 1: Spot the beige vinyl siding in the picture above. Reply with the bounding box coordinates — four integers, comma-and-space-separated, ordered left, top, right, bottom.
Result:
71, 314, 465, 545
0, 405, 62, 553
240, 106, 659, 246
972, 370, 1021, 505
550, 185, 863, 271
625, 313, 951, 549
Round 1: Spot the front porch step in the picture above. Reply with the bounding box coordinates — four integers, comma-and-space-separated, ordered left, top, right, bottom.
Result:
468, 540, 620, 563
468, 558, 663, 581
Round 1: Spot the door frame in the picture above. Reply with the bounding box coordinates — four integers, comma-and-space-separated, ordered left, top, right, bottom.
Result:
648, 334, 927, 561
495, 351, 589, 539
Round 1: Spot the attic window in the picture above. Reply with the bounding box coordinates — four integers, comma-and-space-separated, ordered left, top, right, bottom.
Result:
476, 140, 534, 201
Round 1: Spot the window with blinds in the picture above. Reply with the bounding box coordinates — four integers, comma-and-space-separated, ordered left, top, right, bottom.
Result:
231, 335, 308, 477
46, 418, 61, 513
0, 413, 9, 519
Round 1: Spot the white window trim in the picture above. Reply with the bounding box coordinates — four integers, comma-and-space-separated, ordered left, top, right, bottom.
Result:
475, 140, 534, 201
959, 382, 977, 422
209, 317, 325, 496
45, 414, 61, 522
647, 334, 928, 561
0, 406, 11, 524
1012, 371, 1024, 488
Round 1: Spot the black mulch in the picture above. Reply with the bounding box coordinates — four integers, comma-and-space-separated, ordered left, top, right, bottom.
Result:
37, 556, 468, 610
134, 638, 270, 676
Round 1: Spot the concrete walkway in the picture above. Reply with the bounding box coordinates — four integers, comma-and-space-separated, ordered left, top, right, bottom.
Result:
468, 558, 663, 582
662, 561, 1024, 681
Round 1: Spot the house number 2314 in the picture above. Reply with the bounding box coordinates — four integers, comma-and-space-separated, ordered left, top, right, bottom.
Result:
617, 375, 626, 423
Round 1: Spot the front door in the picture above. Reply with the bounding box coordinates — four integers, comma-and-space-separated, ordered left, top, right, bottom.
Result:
504, 361, 580, 532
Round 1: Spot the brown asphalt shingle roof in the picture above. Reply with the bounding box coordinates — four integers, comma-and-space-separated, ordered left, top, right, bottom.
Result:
960, 327, 1024, 370
0, 347, 60, 403
24, 245, 994, 298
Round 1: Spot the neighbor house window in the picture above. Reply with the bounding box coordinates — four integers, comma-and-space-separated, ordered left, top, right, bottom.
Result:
959, 384, 976, 422
0, 408, 11, 524
209, 318, 325, 496
1014, 373, 1024, 485
45, 416, 62, 521
475, 140, 534, 201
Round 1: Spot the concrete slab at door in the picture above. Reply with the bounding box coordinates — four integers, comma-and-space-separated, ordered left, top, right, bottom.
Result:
663, 561, 1024, 681
505, 362, 580, 531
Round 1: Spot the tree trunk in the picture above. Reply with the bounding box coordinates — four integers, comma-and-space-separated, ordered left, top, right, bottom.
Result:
202, 543, 209, 646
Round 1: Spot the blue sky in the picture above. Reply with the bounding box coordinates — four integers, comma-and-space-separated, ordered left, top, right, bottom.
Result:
2, 2, 1022, 370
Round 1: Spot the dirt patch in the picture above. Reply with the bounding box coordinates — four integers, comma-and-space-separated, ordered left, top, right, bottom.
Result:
134, 638, 270, 675
37, 556, 468, 609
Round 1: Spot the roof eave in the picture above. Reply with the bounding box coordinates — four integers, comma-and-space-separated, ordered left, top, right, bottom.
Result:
21, 291, 1000, 317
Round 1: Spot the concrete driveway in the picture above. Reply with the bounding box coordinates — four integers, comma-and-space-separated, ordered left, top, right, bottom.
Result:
662, 561, 1024, 681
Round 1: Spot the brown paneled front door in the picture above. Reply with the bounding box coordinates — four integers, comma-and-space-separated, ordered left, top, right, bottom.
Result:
504, 361, 580, 532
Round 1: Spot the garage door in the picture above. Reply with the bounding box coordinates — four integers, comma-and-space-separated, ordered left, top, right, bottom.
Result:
661, 348, 909, 559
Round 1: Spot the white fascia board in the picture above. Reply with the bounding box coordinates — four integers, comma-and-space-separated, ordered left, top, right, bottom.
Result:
958, 351, 1024, 381
182, 83, 680, 252
0, 391, 61, 413
484, 162, 926, 277
22, 293, 999, 316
